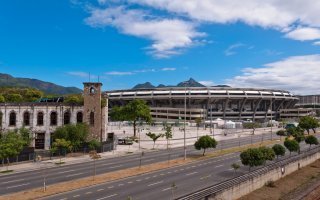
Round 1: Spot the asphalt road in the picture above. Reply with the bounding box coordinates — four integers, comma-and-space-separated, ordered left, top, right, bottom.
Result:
0, 132, 280, 195
42, 135, 318, 200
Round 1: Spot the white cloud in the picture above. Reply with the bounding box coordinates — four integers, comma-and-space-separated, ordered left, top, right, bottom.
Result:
314, 41, 320, 46
224, 43, 245, 56
285, 27, 320, 41
226, 54, 320, 95
161, 67, 176, 71
67, 71, 99, 79
199, 80, 215, 86
105, 71, 134, 75
85, 6, 204, 58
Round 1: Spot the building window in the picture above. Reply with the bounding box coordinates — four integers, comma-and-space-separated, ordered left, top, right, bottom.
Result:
77, 112, 83, 123
37, 112, 44, 126
90, 112, 94, 126
9, 111, 16, 126
50, 111, 57, 126
64, 111, 71, 125
0, 112, 2, 127
23, 111, 30, 126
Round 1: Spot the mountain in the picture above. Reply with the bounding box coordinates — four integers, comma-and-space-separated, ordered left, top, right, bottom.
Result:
132, 82, 156, 89
132, 78, 206, 89
176, 78, 205, 87
0, 73, 82, 95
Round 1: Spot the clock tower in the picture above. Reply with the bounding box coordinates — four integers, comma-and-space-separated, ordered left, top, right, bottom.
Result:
83, 82, 106, 141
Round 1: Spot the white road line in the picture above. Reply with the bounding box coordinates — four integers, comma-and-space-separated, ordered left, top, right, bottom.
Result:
167, 172, 171, 174
153, 175, 158, 178
2, 179, 25, 184
96, 194, 118, 200
97, 188, 104, 192
214, 164, 224, 168
7, 183, 30, 189
108, 186, 114, 189
162, 187, 171, 191
160, 173, 165, 176
59, 198, 67, 200
109, 165, 123, 169
228, 168, 233, 171
136, 179, 142, 182
101, 162, 115, 166
186, 172, 198, 176
85, 192, 92, 194
73, 195, 80, 197
66, 173, 84, 178
58, 169, 76, 174
148, 181, 163, 187
118, 183, 124, 186
145, 177, 150, 180
192, 166, 196, 168
127, 181, 133, 184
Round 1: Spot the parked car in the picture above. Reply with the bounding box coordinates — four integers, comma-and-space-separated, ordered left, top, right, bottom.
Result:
118, 137, 133, 145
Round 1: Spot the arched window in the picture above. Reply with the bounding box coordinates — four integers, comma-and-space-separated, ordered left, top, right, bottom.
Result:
50, 111, 57, 126
23, 111, 30, 126
9, 111, 16, 126
76, 112, 83, 123
90, 112, 94, 126
37, 112, 44, 126
64, 111, 71, 125
0, 112, 3, 127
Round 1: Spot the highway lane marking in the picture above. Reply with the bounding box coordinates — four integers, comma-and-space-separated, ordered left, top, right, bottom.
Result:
145, 177, 150, 180
180, 168, 185, 171
6, 183, 30, 189
85, 192, 92, 194
153, 175, 158, 178
167, 172, 171, 174
160, 173, 165, 176
214, 164, 224, 168
73, 195, 80, 198
148, 181, 163, 187
2, 179, 25, 184
66, 173, 84, 178
191, 165, 196, 168
162, 187, 171, 191
59, 198, 67, 200
136, 179, 142, 182
108, 186, 114, 189
127, 181, 133, 184
109, 165, 123, 169
228, 168, 233, 171
118, 183, 124, 186
58, 169, 76, 174
200, 174, 212, 180
96, 194, 118, 200
186, 172, 198, 176
97, 189, 104, 192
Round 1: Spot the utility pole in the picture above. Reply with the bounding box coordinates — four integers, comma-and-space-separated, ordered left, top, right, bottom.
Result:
184, 84, 187, 160
210, 105, 213, 136
271, 99, 273, 141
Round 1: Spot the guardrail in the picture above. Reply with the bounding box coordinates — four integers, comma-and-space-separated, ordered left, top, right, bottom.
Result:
177, 145, 320, 200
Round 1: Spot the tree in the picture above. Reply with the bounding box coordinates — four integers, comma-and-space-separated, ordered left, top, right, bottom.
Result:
243, 122, 261, 135
299, 116, 319, 134
284, 139, 299, 156
194, 135, 217, 156
259, 146, 275, 164
164, 125, 173, 150
276, 129, 287, 141
87, 139, 101, 150
53, 123, 89, 152
64, 94, 83, 104
0, 95, 5, 103
272, 144, 286, 159
240, 148, 265, 171
146, 132, 164, 149
18, 127, 32, 147
195, 117, 202, 139
231, 163, 240, 175
6, 93, 23, 102
51, 138, 72, 163
0, 131, 25, 171
110, 100, 152, 137
305, 135, 319, 149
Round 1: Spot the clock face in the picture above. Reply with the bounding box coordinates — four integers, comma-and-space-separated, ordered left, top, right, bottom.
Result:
89, 87, 96, 94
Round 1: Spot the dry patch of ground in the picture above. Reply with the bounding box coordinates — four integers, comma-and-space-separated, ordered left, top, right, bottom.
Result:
0, 139, 279, 200
239, 159, 320, 200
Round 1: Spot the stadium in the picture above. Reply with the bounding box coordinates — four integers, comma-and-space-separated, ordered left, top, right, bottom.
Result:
106, 86, 299, 122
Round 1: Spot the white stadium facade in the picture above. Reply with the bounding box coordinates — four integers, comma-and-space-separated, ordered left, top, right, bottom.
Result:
106, 87, 299, 122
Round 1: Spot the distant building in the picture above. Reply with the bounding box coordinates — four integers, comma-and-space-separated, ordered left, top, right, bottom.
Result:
106, 87, 299, 122
0, 82, 108, 150
296, 95, 320, 108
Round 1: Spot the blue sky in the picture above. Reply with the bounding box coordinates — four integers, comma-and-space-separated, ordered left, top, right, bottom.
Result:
0, 0, 320, 94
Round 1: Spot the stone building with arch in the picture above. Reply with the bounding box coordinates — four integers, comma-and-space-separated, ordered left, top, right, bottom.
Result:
0, 82, 108, 150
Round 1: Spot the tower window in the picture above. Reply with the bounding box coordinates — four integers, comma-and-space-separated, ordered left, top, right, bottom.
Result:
50, 111, 57, 126
77, 112, 83, 123
9, 111, 16, 126
37, 112, 44, 126
23, 111, 30, 126
64, 111, 71, 125
90, 112, 94, 126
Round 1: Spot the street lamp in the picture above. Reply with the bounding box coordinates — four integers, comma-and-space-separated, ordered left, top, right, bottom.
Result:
268, 100, 273, 141
184, 84, 187, 160
37, 155, 46, 192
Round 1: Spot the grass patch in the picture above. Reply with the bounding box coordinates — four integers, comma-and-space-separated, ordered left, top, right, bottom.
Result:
0, 170, 13, 174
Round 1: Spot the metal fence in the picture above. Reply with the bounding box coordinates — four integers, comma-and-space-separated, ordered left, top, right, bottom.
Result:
177, 145, 320, 200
